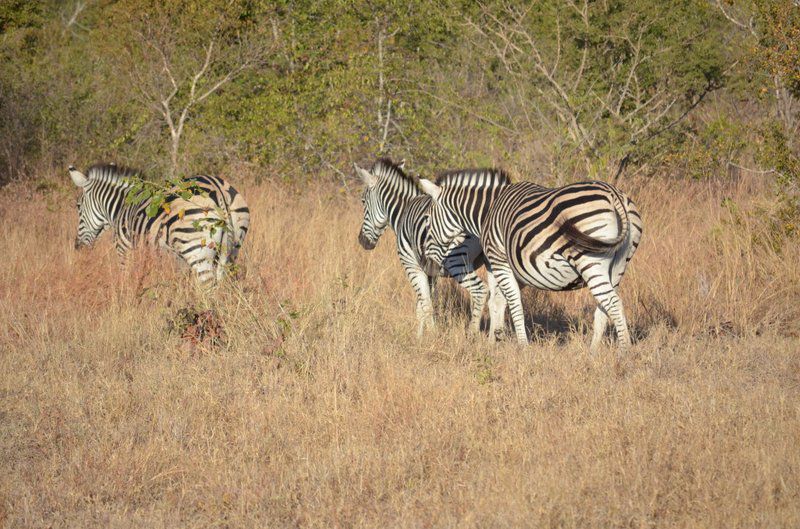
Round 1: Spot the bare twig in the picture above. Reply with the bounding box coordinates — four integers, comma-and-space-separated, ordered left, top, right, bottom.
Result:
131, 26, 272, 177
375, 20, 400, 154
380, 99, 392, 153
404, 87, 517, 134
62, 1, 88, 33
712, 0, 758, 38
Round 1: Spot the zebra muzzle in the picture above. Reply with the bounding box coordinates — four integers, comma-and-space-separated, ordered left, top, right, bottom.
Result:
358, 231, 377, 250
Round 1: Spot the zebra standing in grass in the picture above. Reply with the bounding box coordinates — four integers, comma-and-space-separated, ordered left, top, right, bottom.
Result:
355, 158, 487, 336
419, 170, 643, 351
69, 163, 249, 282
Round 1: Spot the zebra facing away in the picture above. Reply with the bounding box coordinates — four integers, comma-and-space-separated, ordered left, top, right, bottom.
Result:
68, 163, 249, 282
419, 171, 643, 351
355, 158, 488, 336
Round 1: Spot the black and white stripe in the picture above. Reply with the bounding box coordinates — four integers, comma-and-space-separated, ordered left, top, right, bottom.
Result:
69, 163, 249, 282
419, 171, 643, 350
355, 158, 487, 336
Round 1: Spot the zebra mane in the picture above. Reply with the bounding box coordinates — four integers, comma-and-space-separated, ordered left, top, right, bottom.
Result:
370, 157, 419, 187
86, 163, 141, 183
434, 168, 511, 188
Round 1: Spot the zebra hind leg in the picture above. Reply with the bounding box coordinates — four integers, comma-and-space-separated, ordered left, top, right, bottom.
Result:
180, 231, 224, 285
191, 253, 217, 284
580, 262, 631, 352
590, 306, 610, 353
214, 229, 236, 281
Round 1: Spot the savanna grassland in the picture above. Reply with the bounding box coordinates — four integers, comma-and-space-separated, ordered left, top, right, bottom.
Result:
1, 169, 799, 528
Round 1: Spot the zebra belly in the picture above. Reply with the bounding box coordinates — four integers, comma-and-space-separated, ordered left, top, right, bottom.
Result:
514, 247, 584, 291
440, 235, 483, 278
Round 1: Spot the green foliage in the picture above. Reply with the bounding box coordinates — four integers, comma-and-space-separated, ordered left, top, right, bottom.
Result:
466, 0, 731, 176
0, 0, 797, 189
754, 0, 800, 97
123, 175, 230, 257
665, 116, 748, 180
473, 353, 497, 385
757, 122, 800, 184
0, 1, 44, 33
756, 121, 800, 237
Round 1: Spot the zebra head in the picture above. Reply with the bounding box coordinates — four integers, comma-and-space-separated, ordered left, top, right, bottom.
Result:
69, 166, 108, 249
418, 178, 464, 267
354, 159, 408, 250
355, 163, 385, 250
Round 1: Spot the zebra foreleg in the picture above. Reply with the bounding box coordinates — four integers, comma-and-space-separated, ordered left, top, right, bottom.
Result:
452, 270, 487, 334
443, 254, 487, 334
486, 271, 507, 342
405, 266, 435, 337
492, 265, 528, 345
114, 242, 130, 267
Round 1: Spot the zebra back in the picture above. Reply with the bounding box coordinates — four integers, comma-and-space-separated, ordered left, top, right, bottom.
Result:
433, 168, 513, 236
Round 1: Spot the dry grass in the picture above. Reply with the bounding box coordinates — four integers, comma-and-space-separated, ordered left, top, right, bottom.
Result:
1, 171, 799, 528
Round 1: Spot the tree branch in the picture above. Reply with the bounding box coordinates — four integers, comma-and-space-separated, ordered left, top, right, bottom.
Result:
712, 0, 758, 38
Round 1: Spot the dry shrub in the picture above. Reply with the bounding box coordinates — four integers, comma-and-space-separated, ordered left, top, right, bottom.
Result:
168, 307, 227, 351
0, 171, 798, 528
625, 175, 800, 336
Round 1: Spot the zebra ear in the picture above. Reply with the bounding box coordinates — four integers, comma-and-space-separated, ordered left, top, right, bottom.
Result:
354, 163, 378, 188
397, 159, 406, 170
68, 166, 89, 188
418, 178, 442, 202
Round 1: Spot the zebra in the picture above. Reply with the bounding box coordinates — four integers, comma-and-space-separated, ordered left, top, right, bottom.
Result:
68, 163, 249, 282
355, 158, 488, 336
418, 170, 643, 351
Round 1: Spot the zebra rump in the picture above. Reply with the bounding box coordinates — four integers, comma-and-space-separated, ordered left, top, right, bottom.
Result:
557, 185, 630, 253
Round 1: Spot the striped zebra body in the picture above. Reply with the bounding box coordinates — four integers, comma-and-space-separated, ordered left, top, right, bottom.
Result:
420, 172, 643, 350
355, 159, 487, 336
69, 164, 249, 282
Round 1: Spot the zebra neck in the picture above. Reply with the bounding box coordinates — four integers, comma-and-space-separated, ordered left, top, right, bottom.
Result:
448, 195, 492, 238
473, 182, 508, 236
466, 214, 482, 238
111, 185, 136, 224
90, 179, 132, 225
382, 182, 419, 232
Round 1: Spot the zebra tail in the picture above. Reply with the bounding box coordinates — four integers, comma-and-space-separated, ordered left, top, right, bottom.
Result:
560, 188, 630, 253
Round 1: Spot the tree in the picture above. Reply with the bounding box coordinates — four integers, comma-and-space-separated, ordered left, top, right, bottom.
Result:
114, 4, 274, 177
465, 0, 728, 177
714, 0, 800, 145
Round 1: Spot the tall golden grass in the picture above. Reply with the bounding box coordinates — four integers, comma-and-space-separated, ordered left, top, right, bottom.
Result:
1, 170, 798, 527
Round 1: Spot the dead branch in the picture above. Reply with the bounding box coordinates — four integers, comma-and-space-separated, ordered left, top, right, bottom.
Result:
131, 25, 273, 177
62, 1, 88, 33
712, 0, 758, 39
